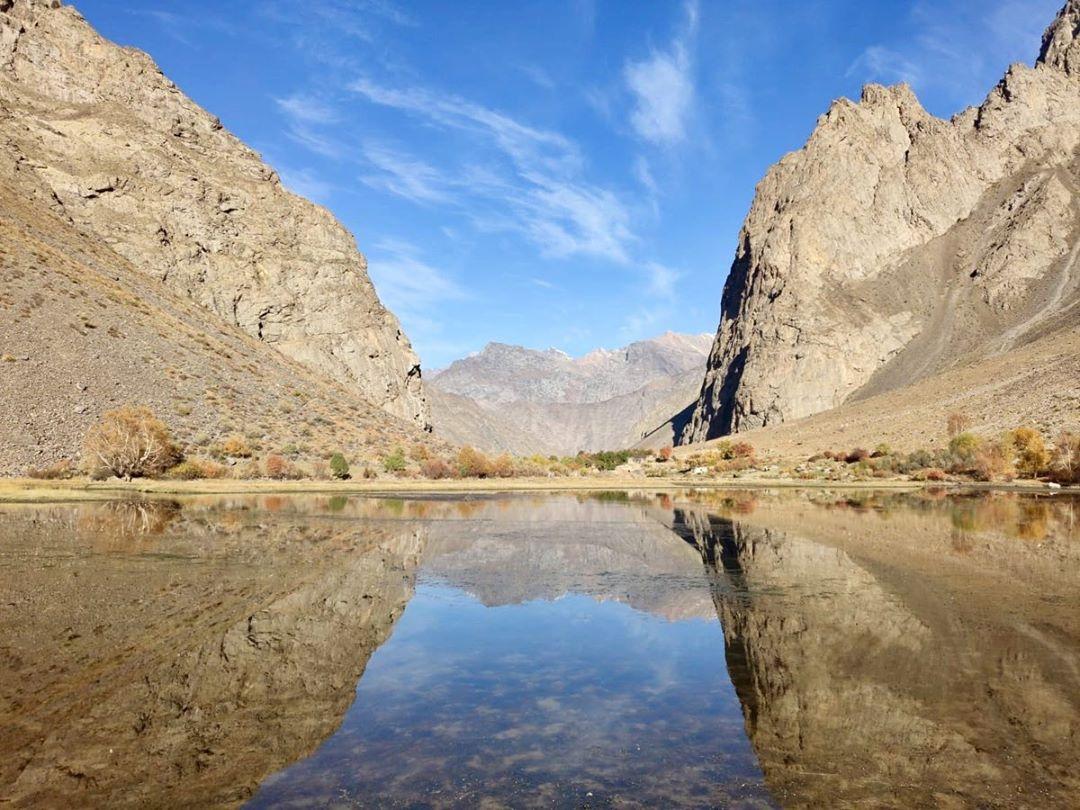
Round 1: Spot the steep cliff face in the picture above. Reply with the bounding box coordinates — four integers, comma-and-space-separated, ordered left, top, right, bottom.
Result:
430, 333, 711, 455
0, 0, 429, 428
683, 1, 1080, 442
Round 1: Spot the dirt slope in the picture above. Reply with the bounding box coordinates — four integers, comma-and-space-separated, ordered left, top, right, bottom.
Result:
0, 187, 442, 476
677, 323, 1079, 463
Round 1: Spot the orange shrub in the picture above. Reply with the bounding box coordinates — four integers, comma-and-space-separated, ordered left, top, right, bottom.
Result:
491, 453, 516, 478
973, 440, 1015, 482
222, 435, 253, 458
27, 459, 74, 480
456, 446, 493, 478
658, 446, 673, 462
264, 454, 290, 479
731, 441, 755, 460
420, 458, 456, 479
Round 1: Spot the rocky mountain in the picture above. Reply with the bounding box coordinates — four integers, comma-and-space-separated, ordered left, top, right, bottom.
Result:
683, 0, 1080, 443
429, 332, 711, 455
0, 0, 429, 429
0, 184, 441, 475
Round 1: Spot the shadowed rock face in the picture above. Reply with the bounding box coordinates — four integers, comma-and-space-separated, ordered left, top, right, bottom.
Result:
0, 0, 428, 428
683, 1, 1080, 441
0, 499, 426, 807
670, 504, 1080, 808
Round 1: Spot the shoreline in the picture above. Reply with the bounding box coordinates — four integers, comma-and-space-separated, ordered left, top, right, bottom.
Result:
0, 475, 1073, 504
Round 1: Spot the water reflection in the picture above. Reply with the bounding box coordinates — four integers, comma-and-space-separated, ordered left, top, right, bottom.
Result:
249, 496, 769, 808
670, 496, 1080, 808
0, 498, 426, 807
0, 490, 1077, 808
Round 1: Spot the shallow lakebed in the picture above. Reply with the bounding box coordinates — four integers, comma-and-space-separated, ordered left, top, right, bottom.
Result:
1, 489, 1078, 808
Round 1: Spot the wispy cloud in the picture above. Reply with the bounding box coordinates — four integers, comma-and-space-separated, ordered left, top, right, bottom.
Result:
367, 239, 468, 324
284, 124, 345, 159
847, 0, 1062, 108
260, 0, 414, 44
348, 77, 635, 263
623, 0, 699, 146
131, 7, 237, 45
275, 93, 339, 125
361, 143, 454, 204
645, 262, 679, 301
633, 156, 658, 196
277, 166, 335, 203
846, 46, 923, 86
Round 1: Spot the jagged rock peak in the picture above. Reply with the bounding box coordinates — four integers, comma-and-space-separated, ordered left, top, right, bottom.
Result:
1040, 0, 1080, 75
680, 0, 1080, 444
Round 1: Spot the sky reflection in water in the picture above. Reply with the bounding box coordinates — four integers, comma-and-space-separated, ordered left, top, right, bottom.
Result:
250, 580, 771, 808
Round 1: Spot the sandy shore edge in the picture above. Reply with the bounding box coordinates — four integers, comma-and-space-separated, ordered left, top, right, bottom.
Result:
0, 475, 1073, 504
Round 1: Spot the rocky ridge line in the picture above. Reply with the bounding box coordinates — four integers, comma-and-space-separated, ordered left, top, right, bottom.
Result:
683, 0, 1080, 442
0, 0, 430, 428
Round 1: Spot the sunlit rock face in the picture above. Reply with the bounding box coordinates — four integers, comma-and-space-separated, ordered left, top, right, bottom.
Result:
0, 0, 428, 428
683, 1, 1080, 441
422, 495, 717, 621
0, 499, 426, 807
670, 505, 1080, 808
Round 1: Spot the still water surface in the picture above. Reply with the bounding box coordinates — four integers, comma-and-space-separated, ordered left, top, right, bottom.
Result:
1, 490, 1077, 808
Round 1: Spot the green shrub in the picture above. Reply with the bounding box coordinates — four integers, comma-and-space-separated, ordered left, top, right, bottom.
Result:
329, 452, 351, 480
948, 432, 982, 468
167, 460, 206, 480
382, 447, 406, 473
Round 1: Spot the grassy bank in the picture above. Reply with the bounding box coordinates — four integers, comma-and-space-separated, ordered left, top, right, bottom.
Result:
1, 474, 1072, 504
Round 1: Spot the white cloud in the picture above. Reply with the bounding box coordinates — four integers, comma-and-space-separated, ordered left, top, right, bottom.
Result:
275, 93, 339, 124
361, 143, 453, 204
347, 77, 635, 263
277, 166, 334, 203
623, 0, 699, 146
645, 262, 679, 301
846, 46, 923, 87
367, 240, 468, 324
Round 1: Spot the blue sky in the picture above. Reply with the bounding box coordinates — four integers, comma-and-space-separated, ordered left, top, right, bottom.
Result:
77, 0, 1061, 368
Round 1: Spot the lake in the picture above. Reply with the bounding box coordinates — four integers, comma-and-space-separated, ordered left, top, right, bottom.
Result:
1, 490, 1077, 808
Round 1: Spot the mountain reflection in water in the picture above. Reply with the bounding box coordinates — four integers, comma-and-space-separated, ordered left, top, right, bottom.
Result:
0, 490, 1076, 808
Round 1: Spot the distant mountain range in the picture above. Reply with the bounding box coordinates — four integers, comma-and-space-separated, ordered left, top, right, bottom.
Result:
428, 332, 711, 456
